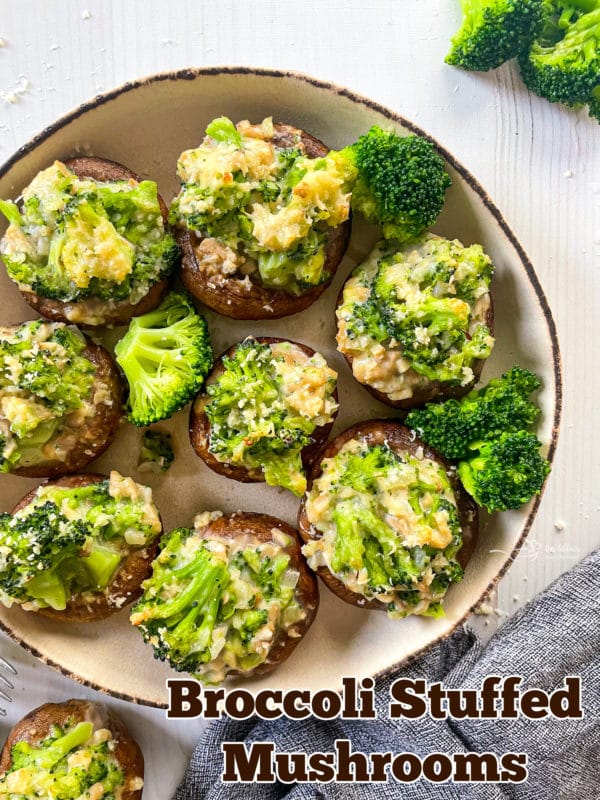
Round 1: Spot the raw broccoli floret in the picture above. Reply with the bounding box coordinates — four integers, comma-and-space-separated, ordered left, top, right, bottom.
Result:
131, 527, 230, 673
405, 366, 550, 511
340, 127, 451, 242
406, 366, 542, 459
115, 291, 213, 426
138, 428, 174, 472
446, 0, 544, 71
519, 5, 600, 104
458, 431, 551, 511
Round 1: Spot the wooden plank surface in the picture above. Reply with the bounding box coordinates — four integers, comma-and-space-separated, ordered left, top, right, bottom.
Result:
0, 1, 598, 797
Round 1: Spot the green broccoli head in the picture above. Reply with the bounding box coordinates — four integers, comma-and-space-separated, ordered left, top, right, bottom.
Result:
4, 720, 125, 798
406, 366, 542, 460
115, 291, 213, 426
458, 431, 551, 511
0, 503, 89, 609
446, 0, 544, 71
341, 127, 451, 242
519, 5, 600, 104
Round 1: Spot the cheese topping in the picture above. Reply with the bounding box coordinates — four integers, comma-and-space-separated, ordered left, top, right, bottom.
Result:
337, 235, 494, 401
302, 437, 464, 618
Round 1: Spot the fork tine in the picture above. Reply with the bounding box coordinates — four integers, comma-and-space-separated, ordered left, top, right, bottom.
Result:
0, 689, 11, 703
0, 657, 16, 675
0, 674, 13, 690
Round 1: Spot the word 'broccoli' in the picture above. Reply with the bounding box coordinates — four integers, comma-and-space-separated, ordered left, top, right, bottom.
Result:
115, 291, 213, 426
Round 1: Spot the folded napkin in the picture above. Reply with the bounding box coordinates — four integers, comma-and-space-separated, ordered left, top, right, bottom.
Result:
174, 549, 600, 800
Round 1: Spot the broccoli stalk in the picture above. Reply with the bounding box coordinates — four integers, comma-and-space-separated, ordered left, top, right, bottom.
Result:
446, 0, 544, 71
26, 723, 93, 771
115, 291, 213, 426
405, 366, 542, 460
139, 428, 174, 472
340, 127, 451, 242
519, 5, 600, 104
458, 431, 551, 511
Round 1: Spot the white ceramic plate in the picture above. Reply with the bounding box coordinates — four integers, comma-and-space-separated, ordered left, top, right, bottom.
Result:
0, 68, 561, 707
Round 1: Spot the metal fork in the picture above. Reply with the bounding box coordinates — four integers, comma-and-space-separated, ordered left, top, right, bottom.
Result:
0, 656, 16, 717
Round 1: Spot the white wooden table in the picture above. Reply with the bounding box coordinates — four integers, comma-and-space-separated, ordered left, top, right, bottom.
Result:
0, 2, 598, 797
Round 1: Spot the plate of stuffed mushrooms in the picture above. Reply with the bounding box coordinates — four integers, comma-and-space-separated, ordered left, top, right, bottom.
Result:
0, 68, 560, 707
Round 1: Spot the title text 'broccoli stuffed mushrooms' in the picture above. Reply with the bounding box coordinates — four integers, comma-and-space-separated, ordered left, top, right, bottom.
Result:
298, 420, 478, 618
0, 320, 122, 477
170, 116, 354, 319
190, 337, 338, 495
131, 510, 318, 683
0, 158, 179, 327
336, 233, 495, 407
0, 472, 163, 621
0, 699, 144, 800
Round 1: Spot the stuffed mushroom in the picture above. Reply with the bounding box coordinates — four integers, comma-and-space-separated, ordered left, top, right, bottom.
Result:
336, 233, 495, 408
0, 699, 144, 799
298, 420, 478, 618
170, 116, 353, 319
0, 157, 179, 327
0, 472, 163, 621
189, 337, 339, 495
0, 320, 122, 477
131, 510, 319, 683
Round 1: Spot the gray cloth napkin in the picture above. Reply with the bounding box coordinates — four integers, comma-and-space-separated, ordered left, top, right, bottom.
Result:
174, 549, 600, 800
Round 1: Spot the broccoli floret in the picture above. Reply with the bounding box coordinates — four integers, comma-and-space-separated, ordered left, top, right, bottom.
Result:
256, 228, 328, 291
138, 428, 174, 472
446, 0, 544, 71
519, 5, 600, 104
341, 127, 451, 241
12, 722, 93, 771
458, 431, 551, 511
115, 291, 213, 426
131, 527, 230, 673
406, 366, 542, 459
0, 504, 90, 609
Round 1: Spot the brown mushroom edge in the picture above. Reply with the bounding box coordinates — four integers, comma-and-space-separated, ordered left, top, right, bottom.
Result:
336, 283, 495, 410
11, 338, 124, 479
0, 699, 144, 800
177, 122, 351, 320
19, 156, 172, 328
11, 474, 162, 622
194, 511, 319, 678
297, 419, 479, 611
189, 337, 338, 484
